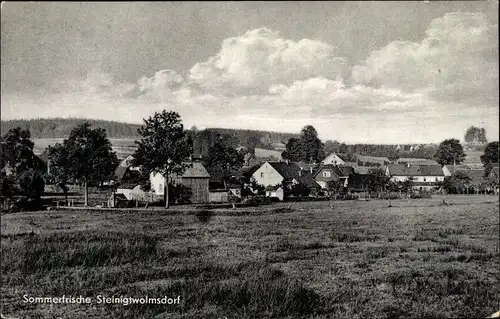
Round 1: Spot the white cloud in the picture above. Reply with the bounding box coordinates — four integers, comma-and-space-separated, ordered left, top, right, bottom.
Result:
352, 12, 498, 105
188, 27, 348, 95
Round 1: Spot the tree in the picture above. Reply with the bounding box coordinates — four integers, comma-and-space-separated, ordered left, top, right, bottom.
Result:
48, 143, 72, 203
443, 171, 471, 194
282, 137, 303, 162
324, 140, 340, 155
481, 141, 499, 178
62, 123, 119, 206
300, 125, 325, 163
464, 126, 487, 144
367, 168, 390, 197
244, 135, 260, 150
132, 111, 193, 208
434, 139, 466, 166
203, 134, 244, 171
480, 141, 499, 166
0, 127, 45, 204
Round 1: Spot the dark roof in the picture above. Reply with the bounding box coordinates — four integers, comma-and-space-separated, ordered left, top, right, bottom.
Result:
387, 164, 444, 176
268, 162, 302, 181
114, 166, 129, 181
299, 173, 321, 188
118, 182, 139, 190
180, 162, 211, 178
313, 164, 353, 178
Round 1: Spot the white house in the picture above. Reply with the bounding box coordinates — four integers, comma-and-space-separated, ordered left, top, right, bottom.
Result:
386, 164, 445, 191
321, 153, 346, 166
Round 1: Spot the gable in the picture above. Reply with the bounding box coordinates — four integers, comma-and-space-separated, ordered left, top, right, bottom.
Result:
252, 162, 283, 179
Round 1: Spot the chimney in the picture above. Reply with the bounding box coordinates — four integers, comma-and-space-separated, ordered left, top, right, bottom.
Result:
299, 170, 302, 177
285, 159, 289, 165
407, 163, 411, 168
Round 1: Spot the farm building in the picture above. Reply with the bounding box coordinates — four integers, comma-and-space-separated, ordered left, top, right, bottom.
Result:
386, 164, 445, 191
313, 164, 353, 189
251, 161, 320, 192
150, 161, 211, 204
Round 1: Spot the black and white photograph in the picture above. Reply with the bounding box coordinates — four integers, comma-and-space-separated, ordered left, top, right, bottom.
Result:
1, 1, 499, 318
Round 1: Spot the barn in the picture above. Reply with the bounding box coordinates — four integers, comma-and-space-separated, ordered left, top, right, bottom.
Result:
150, 161, 211, 204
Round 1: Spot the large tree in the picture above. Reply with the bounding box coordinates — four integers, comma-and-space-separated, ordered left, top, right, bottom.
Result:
203, 134, 244, 171
0, 128, 45, 204
282, 125, 325, 163
300, 125, 325, 163
434, 139, 466, 166
481, 141, 499, 177
282, 137, 303, 162
62, 123, 118, 206
131, 111, 193, 208
464, 126, 487, 144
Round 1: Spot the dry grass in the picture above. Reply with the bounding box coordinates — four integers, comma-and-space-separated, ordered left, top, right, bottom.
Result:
1, 195, 498, 318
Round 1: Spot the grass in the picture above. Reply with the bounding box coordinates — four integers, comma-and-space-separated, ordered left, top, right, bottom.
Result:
1, 195, 499, 318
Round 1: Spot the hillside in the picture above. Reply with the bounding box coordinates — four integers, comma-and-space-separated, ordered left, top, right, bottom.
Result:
1, 118, 142, 139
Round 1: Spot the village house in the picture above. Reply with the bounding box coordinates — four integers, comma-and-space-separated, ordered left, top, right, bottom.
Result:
385, 164, 445, 191
313, 164, 353, 189
443, 164, 495, 194
251, 161, 320, 193
321, 153, 346, 166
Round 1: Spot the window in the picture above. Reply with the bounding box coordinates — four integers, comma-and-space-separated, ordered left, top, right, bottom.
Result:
260, 172, 264, 178
323, 171, 331, 178
158, 184, 163, 193
423, 177, 426, 182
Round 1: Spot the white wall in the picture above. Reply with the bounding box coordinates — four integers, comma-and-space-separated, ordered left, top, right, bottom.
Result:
150, 172, 166, 195
252, 162, 284, 187
322, 153, 345, 165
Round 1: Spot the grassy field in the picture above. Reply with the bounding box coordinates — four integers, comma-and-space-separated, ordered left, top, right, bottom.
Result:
33, 138, 138, 160
1, 195, 499, 319
33, 139, 283, 161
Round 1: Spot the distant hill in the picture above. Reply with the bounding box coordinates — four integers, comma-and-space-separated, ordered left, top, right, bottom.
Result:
1, 118, 299, 148
1, 118, 142, 138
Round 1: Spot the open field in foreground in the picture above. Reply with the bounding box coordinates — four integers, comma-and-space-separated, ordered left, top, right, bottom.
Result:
1, 196, 499, 318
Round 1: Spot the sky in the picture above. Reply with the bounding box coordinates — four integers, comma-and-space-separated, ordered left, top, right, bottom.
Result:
1, 1, 498, 144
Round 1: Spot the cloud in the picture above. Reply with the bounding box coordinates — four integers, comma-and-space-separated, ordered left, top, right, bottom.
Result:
3, 13, 498, 144
188, 27, 348, 95
352, 12, 498, 105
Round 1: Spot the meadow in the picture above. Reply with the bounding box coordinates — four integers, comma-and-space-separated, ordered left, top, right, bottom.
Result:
1, 195, 498, 318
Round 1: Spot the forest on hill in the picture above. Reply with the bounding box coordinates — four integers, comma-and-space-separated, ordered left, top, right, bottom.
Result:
1, 118, 143, 138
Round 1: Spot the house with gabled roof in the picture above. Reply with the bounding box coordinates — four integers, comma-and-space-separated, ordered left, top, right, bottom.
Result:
321, 153, 346, 166
386, 164, 445, 191
251, 161, 320, 191
313, 164, 353, 189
